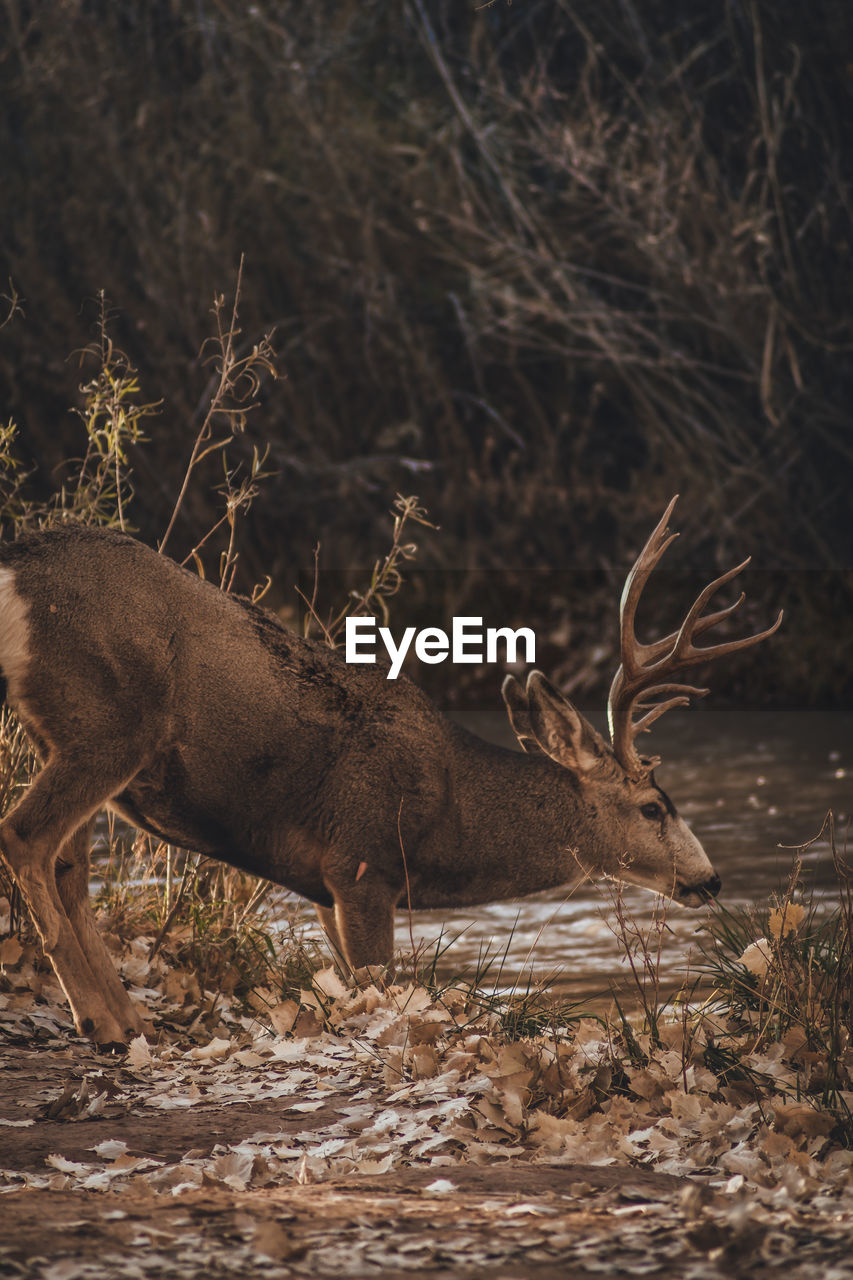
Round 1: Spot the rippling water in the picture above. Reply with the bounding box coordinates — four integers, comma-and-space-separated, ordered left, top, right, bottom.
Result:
294, 706, 853, 1002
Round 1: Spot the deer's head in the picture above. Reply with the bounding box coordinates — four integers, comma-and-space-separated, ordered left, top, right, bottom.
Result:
502, 496, 782, 907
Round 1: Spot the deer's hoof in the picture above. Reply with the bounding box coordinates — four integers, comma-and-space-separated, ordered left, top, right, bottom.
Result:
79, 1011, 132, 1051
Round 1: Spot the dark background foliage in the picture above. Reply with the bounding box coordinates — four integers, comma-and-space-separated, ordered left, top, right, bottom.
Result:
1, 0, 851, 704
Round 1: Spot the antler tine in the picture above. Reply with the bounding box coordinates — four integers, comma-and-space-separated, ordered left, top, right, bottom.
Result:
618, 495, 680, 678
609, 496, 685, 769
633, 681, 710, 710
608, 497, 783, 776
631, 683, 709, 736
640, 593, 746, 664
675, 607, 783, 667
644, 558, 783, 673
669, 560, 752, 661
667, 559, 784, 667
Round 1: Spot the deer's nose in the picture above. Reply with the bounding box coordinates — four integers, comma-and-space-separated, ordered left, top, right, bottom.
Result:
702, 872, 722, 899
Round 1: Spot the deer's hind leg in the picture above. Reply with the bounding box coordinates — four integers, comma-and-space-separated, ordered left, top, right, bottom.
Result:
55, 819, 144, 1040
0, 753, 141, 1048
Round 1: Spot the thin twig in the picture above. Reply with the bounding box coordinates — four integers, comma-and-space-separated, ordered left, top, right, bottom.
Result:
397, 797, 418, 974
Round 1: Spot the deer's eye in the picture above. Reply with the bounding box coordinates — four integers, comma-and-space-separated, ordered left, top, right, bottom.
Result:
640, 802, 663, 822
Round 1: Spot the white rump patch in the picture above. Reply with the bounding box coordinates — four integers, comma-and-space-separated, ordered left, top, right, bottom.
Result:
0, 566, 31, 701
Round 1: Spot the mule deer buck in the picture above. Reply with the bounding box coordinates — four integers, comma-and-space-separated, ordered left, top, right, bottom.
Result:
0, 497, 781, 1047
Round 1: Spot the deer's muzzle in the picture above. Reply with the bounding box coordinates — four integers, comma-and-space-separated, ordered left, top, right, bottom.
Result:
678, 871, 721, 906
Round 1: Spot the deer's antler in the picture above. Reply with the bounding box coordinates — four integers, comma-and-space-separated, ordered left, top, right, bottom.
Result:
607, 496, 783, 778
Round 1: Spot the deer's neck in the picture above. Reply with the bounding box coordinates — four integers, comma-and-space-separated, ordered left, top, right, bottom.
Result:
409, 722, 589, 908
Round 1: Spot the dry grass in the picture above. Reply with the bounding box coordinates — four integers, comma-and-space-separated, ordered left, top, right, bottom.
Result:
0, 2, 850, 702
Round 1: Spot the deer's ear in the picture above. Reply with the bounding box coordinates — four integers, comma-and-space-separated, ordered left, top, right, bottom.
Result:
525, 671, 608, 776
501, 675, 545, 755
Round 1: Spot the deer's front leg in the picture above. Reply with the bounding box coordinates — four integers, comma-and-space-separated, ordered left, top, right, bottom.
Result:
321, 856, 397, 973
314, 903, 343, 963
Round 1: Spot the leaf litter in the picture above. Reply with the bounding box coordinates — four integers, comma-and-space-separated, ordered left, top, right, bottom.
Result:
3, 927, 853, 1276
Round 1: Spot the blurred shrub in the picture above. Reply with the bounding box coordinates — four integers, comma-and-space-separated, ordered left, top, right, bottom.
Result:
1, 0, 851, 702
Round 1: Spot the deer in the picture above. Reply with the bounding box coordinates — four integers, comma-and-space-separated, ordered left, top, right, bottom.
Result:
0, 497, 781, 1048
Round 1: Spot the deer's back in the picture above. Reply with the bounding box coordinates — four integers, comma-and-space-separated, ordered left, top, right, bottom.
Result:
0, 524, 456, 877
0, 524, 301, 743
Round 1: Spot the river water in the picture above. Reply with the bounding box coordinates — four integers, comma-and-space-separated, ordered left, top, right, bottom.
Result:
296, 707, 852, 1003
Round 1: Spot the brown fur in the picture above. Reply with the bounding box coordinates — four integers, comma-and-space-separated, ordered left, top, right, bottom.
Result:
0, 524, 720, 1046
